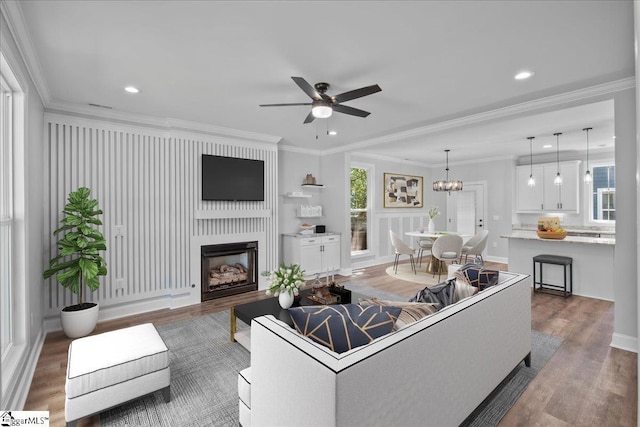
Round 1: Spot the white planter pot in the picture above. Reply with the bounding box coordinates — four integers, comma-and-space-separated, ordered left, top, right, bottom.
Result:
61, 303, 99, 338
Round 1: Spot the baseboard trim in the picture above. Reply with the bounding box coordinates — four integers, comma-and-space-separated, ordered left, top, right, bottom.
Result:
7, 327, 45, 409
610, 333, 638, 353
44, 291, 199, 334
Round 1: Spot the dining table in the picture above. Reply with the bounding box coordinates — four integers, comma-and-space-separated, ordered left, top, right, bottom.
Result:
405, 231, 471, 275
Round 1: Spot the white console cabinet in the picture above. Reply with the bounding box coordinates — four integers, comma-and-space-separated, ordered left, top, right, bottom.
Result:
282, 234, 341, 277
516, 161, 580, 213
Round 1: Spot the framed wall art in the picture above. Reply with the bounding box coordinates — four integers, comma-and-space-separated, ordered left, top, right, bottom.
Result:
383, 173, 423, 208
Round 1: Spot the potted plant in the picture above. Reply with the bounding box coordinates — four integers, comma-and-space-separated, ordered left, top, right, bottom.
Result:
262, 263, 305, 309
43, 187, 107, 338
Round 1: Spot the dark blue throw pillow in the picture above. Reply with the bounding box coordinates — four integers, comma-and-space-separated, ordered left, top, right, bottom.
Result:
289, 304, 402, 354
454, 262, 499, 290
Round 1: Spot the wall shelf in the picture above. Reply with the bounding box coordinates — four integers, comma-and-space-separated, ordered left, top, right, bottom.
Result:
285, 192, 312, 198
301, 184, 324, 188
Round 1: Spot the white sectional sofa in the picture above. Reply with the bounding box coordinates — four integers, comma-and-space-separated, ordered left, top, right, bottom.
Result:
242, 271, 531, 427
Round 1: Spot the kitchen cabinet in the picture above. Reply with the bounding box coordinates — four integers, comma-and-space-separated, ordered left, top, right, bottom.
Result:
516, 161, 580, 213
283, 234, 341, 276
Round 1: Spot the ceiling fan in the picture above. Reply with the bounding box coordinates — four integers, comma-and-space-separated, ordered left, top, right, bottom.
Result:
259, 76, 382, 124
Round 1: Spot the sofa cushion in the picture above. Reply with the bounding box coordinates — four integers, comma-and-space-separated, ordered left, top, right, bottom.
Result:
358, 299, 439, 330
454, 263, 499, 290
289, 304, 401, 354
453, 279, 477, 302
409, 279, 456, 309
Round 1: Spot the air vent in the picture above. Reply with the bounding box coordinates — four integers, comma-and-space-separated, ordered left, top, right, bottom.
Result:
88, 103, 113, 109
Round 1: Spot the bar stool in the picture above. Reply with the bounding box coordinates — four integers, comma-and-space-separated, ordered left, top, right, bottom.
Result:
532, 254, 573, 298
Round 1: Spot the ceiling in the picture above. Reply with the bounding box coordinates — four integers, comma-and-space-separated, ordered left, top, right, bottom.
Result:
15, 1, 634, 165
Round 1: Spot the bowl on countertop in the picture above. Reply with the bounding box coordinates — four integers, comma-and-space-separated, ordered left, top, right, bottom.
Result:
536, 230, 567, 240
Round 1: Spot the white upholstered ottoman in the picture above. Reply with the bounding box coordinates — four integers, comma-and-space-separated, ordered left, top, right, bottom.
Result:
65, 323, 170, 427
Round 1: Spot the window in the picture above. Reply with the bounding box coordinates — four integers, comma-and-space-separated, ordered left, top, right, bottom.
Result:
0, 74, 13, 363
590, 163, 615, 222
350, 165, 371, 255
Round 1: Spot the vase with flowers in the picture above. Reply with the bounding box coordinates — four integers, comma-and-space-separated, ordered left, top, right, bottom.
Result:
428, 206, 440, 233
262, 263, 306, 309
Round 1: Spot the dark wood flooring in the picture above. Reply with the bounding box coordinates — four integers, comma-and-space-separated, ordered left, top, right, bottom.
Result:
24, 260, 637, 426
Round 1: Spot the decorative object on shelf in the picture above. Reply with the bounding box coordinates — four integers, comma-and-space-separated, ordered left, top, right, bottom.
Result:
527, 136, 536, 187
262, 263, 305, 309
299, 223, 315, 235
298, 205, 322, 217
433, 149, 463, 193
428, 206, 439, 233
583, 127, 593, 183
383, 172, 423, 208
43, 187, 107, 338
304, 173, 317, 185
553, 132, 563, 185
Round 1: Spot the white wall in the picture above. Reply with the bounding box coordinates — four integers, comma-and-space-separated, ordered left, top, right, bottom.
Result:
0, 7, 45, 410
42, 114, 280, 324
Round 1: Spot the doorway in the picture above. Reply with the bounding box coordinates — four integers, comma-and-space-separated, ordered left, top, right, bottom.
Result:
446, 182, 487, 238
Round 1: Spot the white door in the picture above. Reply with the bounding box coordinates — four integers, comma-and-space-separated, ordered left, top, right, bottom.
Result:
447, 182, 486, 239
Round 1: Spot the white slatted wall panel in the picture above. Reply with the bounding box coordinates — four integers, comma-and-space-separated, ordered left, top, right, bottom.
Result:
44, 115, 278, 316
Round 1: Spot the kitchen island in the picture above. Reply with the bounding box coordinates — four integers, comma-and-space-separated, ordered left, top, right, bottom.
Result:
502, 230, 614, 301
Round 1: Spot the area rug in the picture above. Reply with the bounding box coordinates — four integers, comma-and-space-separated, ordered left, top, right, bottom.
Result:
101, 289, 563, 427
385, 262, 445, 286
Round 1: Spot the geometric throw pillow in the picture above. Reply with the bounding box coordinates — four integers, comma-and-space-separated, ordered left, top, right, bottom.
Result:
409, 279, 456, 310
288, 304, 402, 354
453, 262, 499, 290
358, 299, 439, 330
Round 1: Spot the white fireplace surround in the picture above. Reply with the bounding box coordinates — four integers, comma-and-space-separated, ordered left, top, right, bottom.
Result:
190, 232, 267, 305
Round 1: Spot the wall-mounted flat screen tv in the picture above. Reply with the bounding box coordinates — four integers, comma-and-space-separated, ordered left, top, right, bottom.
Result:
202, 154, 265, 201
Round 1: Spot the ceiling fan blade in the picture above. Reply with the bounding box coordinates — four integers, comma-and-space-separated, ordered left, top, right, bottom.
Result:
303, 111, 316, 124
332, 104, 371, 118
333, 84, 382, 104
259, 103, 312, 107
291, 77, 322, 100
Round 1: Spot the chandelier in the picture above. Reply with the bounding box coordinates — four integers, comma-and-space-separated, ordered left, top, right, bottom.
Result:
433, 149, 463, 193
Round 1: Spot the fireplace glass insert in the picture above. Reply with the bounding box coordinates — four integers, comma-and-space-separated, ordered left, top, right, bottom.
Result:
201, 241, 258, 301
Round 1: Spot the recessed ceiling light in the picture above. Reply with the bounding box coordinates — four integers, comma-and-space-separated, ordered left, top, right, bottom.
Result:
543, 144, 552, 148
328, 130, 337, 136
514, 71, 535, 80
124, 86, 139, 93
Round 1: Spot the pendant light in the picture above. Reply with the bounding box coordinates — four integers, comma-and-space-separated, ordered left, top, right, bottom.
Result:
527, 136, 536, 187
583, 127, 593, 183
433, 149, 463, 193
553, 132, 562, 185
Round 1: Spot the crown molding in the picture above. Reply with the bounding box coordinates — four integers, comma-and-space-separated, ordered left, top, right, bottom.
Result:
1, 0, 50, 104
328, 77, 636, 155
278, 143, 323, 156
45, 100, 281, 145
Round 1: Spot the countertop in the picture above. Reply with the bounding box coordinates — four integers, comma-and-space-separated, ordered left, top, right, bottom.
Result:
501, 230, 615, 245
282, 232, 341, 238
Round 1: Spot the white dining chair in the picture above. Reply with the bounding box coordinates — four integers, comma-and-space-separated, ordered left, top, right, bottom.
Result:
416, 239, 433, 267
459, 230, 489, 263
389, 230, 417, 274
431, 234, 463, 281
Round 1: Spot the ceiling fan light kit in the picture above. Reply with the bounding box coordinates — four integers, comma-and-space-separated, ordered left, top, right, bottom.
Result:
260, 76, 381, 124
312, 101, 333, 118
433, 149, 463, 193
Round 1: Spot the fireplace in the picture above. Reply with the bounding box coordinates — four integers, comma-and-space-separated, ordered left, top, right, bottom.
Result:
201, 241, 258, 301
